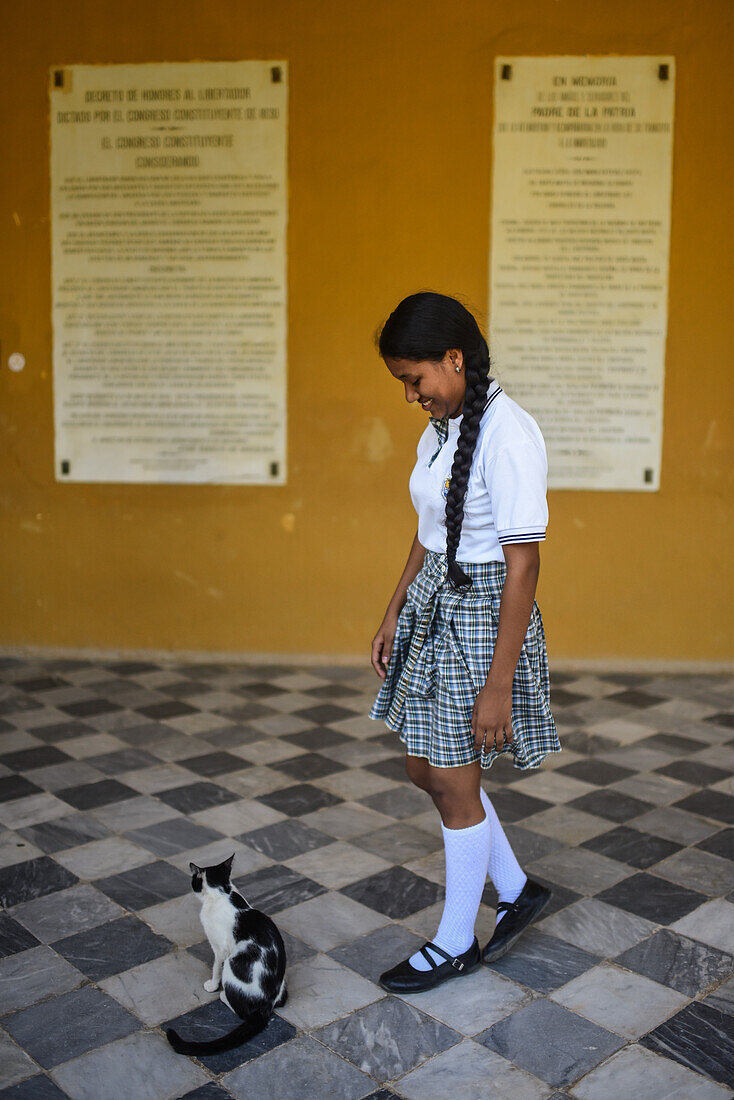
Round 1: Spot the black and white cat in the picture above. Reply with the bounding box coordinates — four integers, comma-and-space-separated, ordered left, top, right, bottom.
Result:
166, 853, 287, 1056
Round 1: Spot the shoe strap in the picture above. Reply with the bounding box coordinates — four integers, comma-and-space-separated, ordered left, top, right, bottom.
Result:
496, 899, 522, 915
420, 940, 468, 972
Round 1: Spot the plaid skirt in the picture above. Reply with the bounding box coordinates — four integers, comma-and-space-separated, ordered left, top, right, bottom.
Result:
369, 549, 561, 770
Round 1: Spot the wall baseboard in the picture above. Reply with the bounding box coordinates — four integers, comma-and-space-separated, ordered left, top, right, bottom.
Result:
0, 643, 731, 675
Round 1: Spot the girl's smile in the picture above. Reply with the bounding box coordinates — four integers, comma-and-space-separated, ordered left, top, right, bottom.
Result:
384, 351, 466, 420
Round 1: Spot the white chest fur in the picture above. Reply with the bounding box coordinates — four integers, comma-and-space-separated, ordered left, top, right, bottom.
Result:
199, 892, 236, 958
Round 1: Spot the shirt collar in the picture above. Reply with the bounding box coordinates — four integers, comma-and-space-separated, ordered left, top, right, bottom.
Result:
429, 378, 501, 444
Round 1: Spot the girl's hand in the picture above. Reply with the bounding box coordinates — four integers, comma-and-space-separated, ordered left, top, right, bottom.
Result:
471, 680, 514, 753
371, 611, 398, 680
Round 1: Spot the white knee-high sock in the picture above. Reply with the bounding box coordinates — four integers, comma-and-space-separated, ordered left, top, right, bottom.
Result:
409, 812, 491, 971
479, 787, 527, 926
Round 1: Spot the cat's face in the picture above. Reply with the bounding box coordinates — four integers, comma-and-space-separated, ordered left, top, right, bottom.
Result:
189, 853, 235, 895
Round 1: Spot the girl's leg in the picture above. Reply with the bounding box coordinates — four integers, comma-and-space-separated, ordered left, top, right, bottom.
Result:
407, 760, 491, 970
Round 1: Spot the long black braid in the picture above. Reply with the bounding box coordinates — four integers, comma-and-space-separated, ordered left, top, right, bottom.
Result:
376, 291, 493, 591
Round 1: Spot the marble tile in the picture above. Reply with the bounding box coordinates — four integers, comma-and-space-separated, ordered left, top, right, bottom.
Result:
352, 823, 441, 864
609, 771, 697, 806
50, 1030, 209, 1100
580, 824, 681, 869
477, 996, 623, 1088
502, 823, 565, 865
316, 995, 460, 1081
0, 830, 43, 869
54, 836, 150, 879
0, 855, 78, 907
24, 760, 104, 792
358, 785, 433, 820
632, 805, 720, 844
596, 870, 708, 924
167, 839, 271, 878
614, 928, 734, 997
17, 812, 112, 853
276, 953, 383, 1029
10, 883, 125, 941
567, 788, 653, 823
394, 967, 535, 1037
276, 888, 389, 949
327, 922, 425, 983
394, 1038, 550, 1100
550, 961, 688, 1038
519, 805, 611, 845
340, 864, 444, 919
0, 943, 84, 1011
319, 766, 397, 801
298, 800, 394, 839
231, 862, 327, 914
704, 974, 734, 1015
671, 897, 734, 953
652, 847, 734, 896
162, 997, 296, 1075
528, 847, 631, 894
255, 781, 344, 818
0, 1030, 37, 1089
95, 860, 192, 910
0, 792, 72, 830
2, 985, 142, 1068
138, 893, 204, 946
672, 789, 734, 825
53, 913, 173, 981
283, 840, 392, 888
121, 763, 194, 794
123, 817, 222, 857
537, 896, 656, 957
100, 948, 210, 1024
0, 1073, 72, 1098
570, 1041, 732, 1099
640, 999, 734, 1088
510, 771, 598, 803
237, 817, 333, 860
0, 912, 41, 957
484, 927, 601, 993
191, 797, 286, 835
90, 795, 174, 832
221, 1035, 374, 1100
156, 781, 239, 815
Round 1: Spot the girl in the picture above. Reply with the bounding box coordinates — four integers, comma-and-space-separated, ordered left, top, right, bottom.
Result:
368, 291, 561, 994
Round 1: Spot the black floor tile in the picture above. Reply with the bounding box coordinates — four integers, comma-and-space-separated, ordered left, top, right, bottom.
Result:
478, 787, 554, 822
292, 703, 357, 724
567, 788, 654, 823
236, 681, 289, 698
163, 999, 296, 1074
655, 760, 732, 787
233, 864, 327, 914
672, 789, 734, 825
237, 819, 333, 861
0, 746, 72, 772
581, 825, 682, 869
83, 748, 159, 775
95, 861, 192, 910
18, 813, 112, 853
0, 775, 43, 802
485, 928, 601, 993
635, 733, 708, 755
0, 1075, 71, 1099
549, 689, 589, 707
156, 781, 239, 814
364, 756, 410, 783
254, 782, 343, 818
15, 676, 70, 693
640, 1000, 734, 1086
607, 690, 667, 708
125, 817, 224, 857
614, 929, 734, 997
694, 827, 734, 861
136, 700, 199, 720
280, 726, 352, 751
0, 856, 78, 908
58, 699, 124, 718
1, 985, 142, 1068
339, 865, 443, 918
55, 778, 139, 810
556, 759, 635, 786
53, 914, 173, 980
177, 751, 249, 777
0, 912, 41, 958
705, 712, 734, 729
274, 752, 348, 781
595, 871, 707, 924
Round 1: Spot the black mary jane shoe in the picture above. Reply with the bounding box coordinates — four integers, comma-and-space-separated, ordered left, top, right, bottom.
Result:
482, 878, 551, 965
379, 937, 481, 994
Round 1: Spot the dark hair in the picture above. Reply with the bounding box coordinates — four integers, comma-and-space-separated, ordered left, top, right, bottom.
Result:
376, 291, 492, 591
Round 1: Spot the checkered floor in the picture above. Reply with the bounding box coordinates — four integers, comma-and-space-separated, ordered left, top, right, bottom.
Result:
0, 655, 733, 1099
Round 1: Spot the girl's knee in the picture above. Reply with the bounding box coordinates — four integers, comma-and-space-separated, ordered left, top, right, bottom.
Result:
405, 754, 431, 792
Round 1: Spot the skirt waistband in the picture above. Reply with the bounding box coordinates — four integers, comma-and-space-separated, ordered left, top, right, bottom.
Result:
419, 549, 507, 599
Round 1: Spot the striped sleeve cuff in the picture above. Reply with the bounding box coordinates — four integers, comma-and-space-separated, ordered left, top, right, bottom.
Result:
497, 527, 547, 546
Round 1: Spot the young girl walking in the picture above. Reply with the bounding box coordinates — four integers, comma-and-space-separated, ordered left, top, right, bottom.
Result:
368, 291, 562, 994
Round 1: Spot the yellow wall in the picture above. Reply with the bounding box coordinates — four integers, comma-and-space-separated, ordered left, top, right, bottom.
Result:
1, 0, 732, 662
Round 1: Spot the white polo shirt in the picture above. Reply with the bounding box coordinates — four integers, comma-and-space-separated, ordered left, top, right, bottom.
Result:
408, 379, 549, 563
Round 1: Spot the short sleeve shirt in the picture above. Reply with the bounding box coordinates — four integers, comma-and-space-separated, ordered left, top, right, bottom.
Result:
408, 379, 549, 563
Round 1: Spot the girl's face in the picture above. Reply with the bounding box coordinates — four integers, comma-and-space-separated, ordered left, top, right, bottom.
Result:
384, 350, 466, 421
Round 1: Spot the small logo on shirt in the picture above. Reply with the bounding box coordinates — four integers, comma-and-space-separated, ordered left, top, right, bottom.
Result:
442, 477, 450, 500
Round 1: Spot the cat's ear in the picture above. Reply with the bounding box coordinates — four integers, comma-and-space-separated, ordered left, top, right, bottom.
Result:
189, 862, 200, 875
224, 852, 235, 874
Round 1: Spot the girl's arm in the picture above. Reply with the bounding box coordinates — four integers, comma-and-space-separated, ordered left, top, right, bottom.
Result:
470, 542, 540, 750
371, 530, 426, 678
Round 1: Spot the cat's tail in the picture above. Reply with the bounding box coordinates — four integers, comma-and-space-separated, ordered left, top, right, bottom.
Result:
165, 1007, 271, 1056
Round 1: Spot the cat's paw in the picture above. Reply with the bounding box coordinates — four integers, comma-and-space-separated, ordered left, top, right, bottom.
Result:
204, 979, 220, 992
